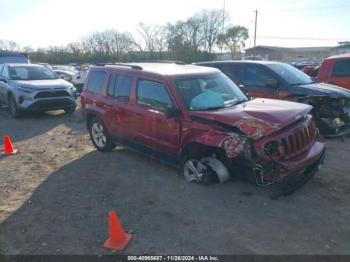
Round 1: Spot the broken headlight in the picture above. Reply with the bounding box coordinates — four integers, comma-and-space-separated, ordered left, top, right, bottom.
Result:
264, 141, 280, 156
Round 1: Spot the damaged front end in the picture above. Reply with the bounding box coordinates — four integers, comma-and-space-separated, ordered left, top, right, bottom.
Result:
301, 96, 350, 137
187, 113, 325, 196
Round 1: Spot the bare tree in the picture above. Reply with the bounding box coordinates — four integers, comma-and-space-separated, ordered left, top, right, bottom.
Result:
137, 23, 167, 55
200, 9, 227, 54
0, 39, 21, 51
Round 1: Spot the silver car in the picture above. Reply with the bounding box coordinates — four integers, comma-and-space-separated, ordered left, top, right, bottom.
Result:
0, 63, 77, 118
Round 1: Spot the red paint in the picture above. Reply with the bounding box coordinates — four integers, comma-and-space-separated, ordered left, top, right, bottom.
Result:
317, 53, 350, 90
81, 64, 325, 183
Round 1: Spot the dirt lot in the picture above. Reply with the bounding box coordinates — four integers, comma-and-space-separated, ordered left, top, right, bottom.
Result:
0, 101, 349, 255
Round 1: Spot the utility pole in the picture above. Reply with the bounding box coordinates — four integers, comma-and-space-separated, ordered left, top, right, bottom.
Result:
254, 9, 258, 47
221, 0, 226, 53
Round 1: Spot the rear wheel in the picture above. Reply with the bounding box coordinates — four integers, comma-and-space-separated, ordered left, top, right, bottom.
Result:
88, 117, 115, 152
8, 95, 21, 118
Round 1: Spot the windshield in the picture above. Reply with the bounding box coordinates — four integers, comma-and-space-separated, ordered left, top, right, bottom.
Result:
9, 66, 59, 80
174, 73, 248, 111
266, 63, 313, 85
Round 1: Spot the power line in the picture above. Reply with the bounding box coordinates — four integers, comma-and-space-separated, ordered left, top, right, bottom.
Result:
257, 35, 350, 41
266, 4, 350, 12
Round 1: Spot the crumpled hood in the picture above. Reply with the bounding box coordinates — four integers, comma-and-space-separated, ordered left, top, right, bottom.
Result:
190, 98, 312, 140
299, 83, 350, 99
12, 79, 72, 90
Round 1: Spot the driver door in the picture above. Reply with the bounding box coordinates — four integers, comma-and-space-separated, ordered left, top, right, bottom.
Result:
239, 64, 279, 99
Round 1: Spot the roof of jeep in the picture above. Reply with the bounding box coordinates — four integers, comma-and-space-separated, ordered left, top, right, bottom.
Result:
102, 63, 221, 77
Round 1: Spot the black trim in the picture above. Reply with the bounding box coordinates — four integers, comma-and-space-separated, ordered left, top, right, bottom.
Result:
112, 136, 179, 167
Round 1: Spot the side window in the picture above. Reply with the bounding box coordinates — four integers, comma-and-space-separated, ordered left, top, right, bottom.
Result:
87, 71, 106, 94
107, 74, 133, 101
332, 60, 350, 77
107, 74, 117, 96
137, 80, 173, 112
0, 65, 4, 77
241, 65, 275, 86
220, 64, 241, 84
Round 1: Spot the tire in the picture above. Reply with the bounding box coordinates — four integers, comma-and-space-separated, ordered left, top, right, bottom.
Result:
88, 117, 116, 152
8, 95, 22, 118
64, 105, 76, 114
182, 158, 217, 186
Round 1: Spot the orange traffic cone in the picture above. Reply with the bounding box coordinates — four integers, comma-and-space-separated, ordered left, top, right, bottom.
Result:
103, 211, 133, 252
2, 135, 18, 155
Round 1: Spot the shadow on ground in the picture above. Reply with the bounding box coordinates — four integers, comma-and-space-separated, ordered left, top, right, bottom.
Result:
1, 146, 349, 255
0, 104, 84, 144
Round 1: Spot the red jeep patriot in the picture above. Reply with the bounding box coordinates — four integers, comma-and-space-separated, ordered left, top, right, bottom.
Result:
81, 62, 326, 196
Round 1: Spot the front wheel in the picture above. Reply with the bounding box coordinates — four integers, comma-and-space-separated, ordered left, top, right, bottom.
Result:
88, 118, 115, 152
183, 159, 217, 185
8, 95, 21, 118
64, 105, 76, 114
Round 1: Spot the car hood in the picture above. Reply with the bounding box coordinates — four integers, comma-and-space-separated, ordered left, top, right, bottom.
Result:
190, 98, 312, 140
299, 83, 350, 99
12, 79, 72, 89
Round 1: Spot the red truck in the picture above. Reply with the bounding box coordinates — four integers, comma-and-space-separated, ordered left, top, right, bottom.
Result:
81, 62, 326, 197
317, 53, 350, 90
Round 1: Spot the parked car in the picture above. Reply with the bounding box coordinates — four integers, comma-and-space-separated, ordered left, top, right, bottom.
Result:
0, 51, 29, 64
316, 53, 350, 90
302, 65, 319, 78
54, 69, 76, 82
0, 63, 77, 117
81, 62, 325, 196
196, 61, 350, 137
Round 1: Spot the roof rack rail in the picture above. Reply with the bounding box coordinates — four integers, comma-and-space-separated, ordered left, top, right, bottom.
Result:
134, 60, 185, 65
114, 63, 143, 70
104, 63, 143, 70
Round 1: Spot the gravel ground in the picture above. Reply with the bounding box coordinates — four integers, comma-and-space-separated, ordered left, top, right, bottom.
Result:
0, 101, 349, 255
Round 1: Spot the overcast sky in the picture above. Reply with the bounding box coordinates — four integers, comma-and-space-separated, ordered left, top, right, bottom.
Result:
0, 0, 349, 49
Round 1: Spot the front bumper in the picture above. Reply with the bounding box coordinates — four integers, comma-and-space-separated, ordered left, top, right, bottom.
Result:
18, 97, 76, 111
271, 147, 326, 199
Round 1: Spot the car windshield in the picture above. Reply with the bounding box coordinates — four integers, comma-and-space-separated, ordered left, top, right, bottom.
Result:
266, 63, 314, 85
9, 66, 59, 80
174, 73, 248, 111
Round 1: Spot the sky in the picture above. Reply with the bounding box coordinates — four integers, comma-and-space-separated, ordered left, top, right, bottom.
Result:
0, 0, 349, 49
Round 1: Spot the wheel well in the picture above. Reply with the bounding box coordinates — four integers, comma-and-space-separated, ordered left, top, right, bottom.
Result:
86, 113, 98, 128
180, 142, 226, 163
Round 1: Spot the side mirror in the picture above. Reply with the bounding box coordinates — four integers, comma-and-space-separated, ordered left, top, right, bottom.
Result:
0, 76, 7, 83
265, 79, 279, 88
166, 105, 180, 119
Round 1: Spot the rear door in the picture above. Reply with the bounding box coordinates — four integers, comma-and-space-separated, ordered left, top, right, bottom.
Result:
239, 64, 279, 98
128, 78, 181, 156
329, 59, 350, 89
104, 72, 134, 138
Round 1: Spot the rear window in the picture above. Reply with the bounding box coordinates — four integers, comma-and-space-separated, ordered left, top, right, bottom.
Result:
107, 74, 133, 101
332, 60, 350, 77
87, 71, 106, 94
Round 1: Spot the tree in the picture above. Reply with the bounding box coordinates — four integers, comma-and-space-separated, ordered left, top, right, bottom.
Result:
200, 9, 226, 54
137, 23, 167, 54
0, 39, 20, 51
217, 26, 249, 58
